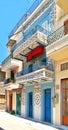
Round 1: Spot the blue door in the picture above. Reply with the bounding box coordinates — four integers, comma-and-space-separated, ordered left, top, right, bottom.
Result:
28, 92, 33, 118
45, 89, 51, 122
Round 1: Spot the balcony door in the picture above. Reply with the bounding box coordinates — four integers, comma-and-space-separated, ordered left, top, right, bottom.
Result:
64, 19, 68, 34
9, 94, 12, 111
62, 78, 68, 125
28, 64, 33, 73
11, 70, 14, 80
41, 58, 46, 66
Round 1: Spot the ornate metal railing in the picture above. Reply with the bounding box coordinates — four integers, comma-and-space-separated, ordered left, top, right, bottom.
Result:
2, 53, 13, 65
13, 25, 48, 51
8, 0, 42, 38
4, 78, 15, 84
16, 68, 53, 83
47, 25, 68, 44
17, 58, 54, 77
23, 25, 48, 41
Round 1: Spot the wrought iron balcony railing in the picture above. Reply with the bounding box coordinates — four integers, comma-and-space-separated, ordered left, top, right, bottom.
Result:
47, 24, 68, 44
4, 78, 15, 84
13, 25, 48, 51
16, 68, 54, 84
2, 53, 13, 65
2, 52, 21, 71
8, 0, 42, 38
17, 59, 54, 77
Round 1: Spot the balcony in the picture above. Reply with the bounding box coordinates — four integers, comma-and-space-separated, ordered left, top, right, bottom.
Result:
4, 78, 19, 90
2, 53, 21, 71
47, 25, 68, 45
8, 0, 42, 38
16, 60, 54, 84
4, 78, 15, 84
47, 25, 68, 60
13, 26, 47, 58
57, 0, 68, 13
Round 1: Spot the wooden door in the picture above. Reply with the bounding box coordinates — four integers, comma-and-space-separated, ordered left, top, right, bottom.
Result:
62, 79, 68, 125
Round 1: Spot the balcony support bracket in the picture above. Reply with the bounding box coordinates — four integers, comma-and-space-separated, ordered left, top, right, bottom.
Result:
28, 47, 33, 51
19, 53, 27, 57
37, 42, 46, 47
13, 57, 23, 62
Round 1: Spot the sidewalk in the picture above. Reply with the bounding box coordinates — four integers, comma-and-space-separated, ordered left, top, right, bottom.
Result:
0, 112, 68, 130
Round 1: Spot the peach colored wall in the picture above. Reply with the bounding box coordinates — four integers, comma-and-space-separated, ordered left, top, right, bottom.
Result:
6, 70, 10, 79
55, 4, 68, 29
55, 58, 68, 125
12, 91, 16, 111
6, 90, 9, 111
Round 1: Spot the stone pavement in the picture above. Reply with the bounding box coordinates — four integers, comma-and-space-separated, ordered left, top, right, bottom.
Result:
0, 112, 67, 130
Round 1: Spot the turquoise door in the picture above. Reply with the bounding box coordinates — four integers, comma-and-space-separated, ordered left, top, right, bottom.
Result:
28, 92, 33, 118
16, 93, 21, 114
45, 89, 51, 122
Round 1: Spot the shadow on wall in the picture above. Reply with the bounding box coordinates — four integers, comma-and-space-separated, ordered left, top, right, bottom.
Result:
0, 127, 5, 130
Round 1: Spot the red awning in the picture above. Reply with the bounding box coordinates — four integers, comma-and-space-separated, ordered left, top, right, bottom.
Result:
27, 46, 44, 62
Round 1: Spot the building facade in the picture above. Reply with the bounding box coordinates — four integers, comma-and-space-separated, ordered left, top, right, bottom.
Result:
0, 65, 6, 110
47, 0, 68, 125
2, 50, 22, 114
2, 0, 68, 126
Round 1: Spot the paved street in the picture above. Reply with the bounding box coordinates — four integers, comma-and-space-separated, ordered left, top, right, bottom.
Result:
0, 112, 59, 130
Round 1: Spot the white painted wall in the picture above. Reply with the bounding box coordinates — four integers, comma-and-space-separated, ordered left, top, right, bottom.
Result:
34, 86, 41, 121
21, 88, 26, 117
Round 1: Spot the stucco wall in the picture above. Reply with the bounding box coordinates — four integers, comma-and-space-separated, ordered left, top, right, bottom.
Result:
21, 81, 54, 123
55, 58, 68, 125
12, 91, 16, 111
21, 87, 26, 117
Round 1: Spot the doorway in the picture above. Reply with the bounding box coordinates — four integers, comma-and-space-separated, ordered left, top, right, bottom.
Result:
62, 78, 68, 125
64, 19, 68, 34
28, 92, 33, 118
16, 93, 21, 115
28, 64, 33, 73
11, 70, 14, 80
44, 89, 51, 122
9, 94, 12, 111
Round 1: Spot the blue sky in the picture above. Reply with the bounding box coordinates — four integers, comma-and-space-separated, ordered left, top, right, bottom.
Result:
0, 0, 34, 64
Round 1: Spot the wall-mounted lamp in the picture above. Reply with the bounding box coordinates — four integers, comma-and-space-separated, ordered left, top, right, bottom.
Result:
52, 93, 59, 104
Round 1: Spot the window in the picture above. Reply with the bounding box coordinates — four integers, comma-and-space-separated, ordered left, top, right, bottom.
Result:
0, 95, 5, 104
61, 62, 68, 71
